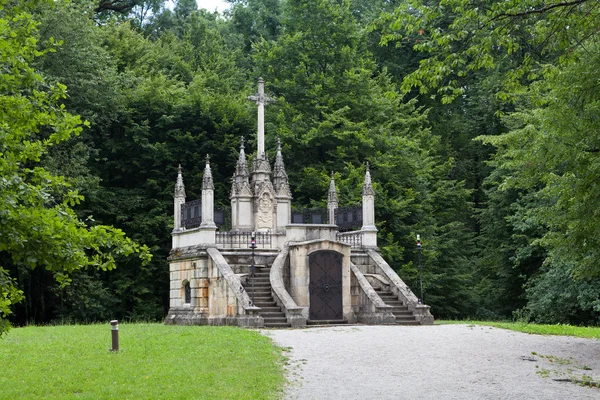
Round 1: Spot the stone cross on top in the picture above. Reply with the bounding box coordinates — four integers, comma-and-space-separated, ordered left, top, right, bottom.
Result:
246, 78, 275, 158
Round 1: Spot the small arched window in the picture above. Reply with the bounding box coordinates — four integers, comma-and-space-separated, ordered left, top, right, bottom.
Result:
184, 281, 191, 304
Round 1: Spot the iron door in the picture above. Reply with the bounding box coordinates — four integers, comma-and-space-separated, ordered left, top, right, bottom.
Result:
309, 251, 343, 320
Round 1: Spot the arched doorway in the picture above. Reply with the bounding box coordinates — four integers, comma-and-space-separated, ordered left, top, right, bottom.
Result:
309, 250, 343, 320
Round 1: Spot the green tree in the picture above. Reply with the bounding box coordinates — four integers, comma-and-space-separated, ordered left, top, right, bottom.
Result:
479, 38, 600, 292
0, 0, 149, 335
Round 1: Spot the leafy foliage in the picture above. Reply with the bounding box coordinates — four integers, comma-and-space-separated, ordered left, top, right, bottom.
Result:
0, 0, 149, 334
378, 0, 600, 102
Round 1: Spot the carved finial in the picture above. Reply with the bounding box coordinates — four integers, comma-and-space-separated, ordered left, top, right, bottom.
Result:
274, 138, 286, 173
174, 164, 186, 198
236, 137, 249, 179
363, 162, 374, 196
328, 172, 338, 204
258, 77, 264, 83
273, 138, 292, 198
230, 173, 237, 197
203, 155, 214, 190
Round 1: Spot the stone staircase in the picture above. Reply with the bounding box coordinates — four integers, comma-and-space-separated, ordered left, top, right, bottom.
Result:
375, 288, 420, 325
242, 267, 291, 328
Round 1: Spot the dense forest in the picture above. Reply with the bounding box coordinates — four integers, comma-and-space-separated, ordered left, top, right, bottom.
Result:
2, 0, 600, 334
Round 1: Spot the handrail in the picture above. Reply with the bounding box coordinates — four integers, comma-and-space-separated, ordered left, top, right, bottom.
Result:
270, 245, 303, 313
350, 263, 391, 309
366, 249, 420, 305
206, 247, 259, 312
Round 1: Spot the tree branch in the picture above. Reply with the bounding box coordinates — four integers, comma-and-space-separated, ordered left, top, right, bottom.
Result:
494, 0, 589, 19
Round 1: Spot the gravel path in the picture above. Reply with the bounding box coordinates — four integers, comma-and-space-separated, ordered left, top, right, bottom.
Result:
262, 324, 600, 400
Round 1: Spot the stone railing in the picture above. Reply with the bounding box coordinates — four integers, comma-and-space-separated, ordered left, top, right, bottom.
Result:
366, 249, 433, 324
350, 263, 395, 324
215, 231, 272, 249
269, 245, 306, 327
336, 230, 363, 249
206, 248, 263, 327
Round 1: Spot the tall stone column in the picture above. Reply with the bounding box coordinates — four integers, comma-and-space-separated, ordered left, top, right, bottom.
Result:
247, 77, 275, 159
361, 162, 378, 247
201, 155, 216, 228
327, 172, 338, 225
247, 77, 277, 233
173, 164, 186, 232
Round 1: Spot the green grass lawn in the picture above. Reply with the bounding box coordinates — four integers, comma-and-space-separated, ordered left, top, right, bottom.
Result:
0, 323, 285, 399
437, 320, 600, 340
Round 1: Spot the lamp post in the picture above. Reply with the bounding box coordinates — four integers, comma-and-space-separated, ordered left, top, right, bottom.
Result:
110, 320, 119, 352
417, 234, 423, 304
250, 231, 256, 306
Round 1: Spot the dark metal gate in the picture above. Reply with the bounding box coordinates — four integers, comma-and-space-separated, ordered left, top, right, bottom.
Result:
308, 251, 343, 320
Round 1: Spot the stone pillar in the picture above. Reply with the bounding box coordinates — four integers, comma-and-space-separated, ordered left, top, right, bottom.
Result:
362, 162, 378, 247
273, 138, 292, 230
247, 77, 277, 233
173, 164, 186, 231
230, 138, 253, 230
201, 155, 216, 228
327, 172, 338, 225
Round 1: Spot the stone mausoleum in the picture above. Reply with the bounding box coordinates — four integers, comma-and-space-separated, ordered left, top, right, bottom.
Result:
165, 78, 433, 328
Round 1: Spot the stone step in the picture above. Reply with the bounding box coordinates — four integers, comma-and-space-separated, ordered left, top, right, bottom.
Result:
306, 319, 347, 326
251, 296, 273, 301
389, 305, 409, 311
392, 311, 413, 317
395, 315, 417, 321
245, 287, 271, 292
263, 317, 288, 323
249, 289, 271, 294
258, 306, 281, 312
246, 283, 271, 288
249, 279, 271, 284
254, 303, 277, 309
386, 301, 405, 306
395, 320, 421, 326
251, 301, 271, 305
261, 311, 286, 317
263, 322, 291, 328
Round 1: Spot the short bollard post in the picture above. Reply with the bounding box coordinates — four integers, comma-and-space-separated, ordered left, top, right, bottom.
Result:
110, 320, 119, 352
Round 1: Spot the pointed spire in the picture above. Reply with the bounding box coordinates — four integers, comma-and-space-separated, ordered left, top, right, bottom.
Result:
236, 136, 249, 177
274, 137, 285, 172
174, 164, 186, 198
328, 171, 338, 204
202, 154, 214, 190
273, 137, 292, 198
363, 161, 374, 196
